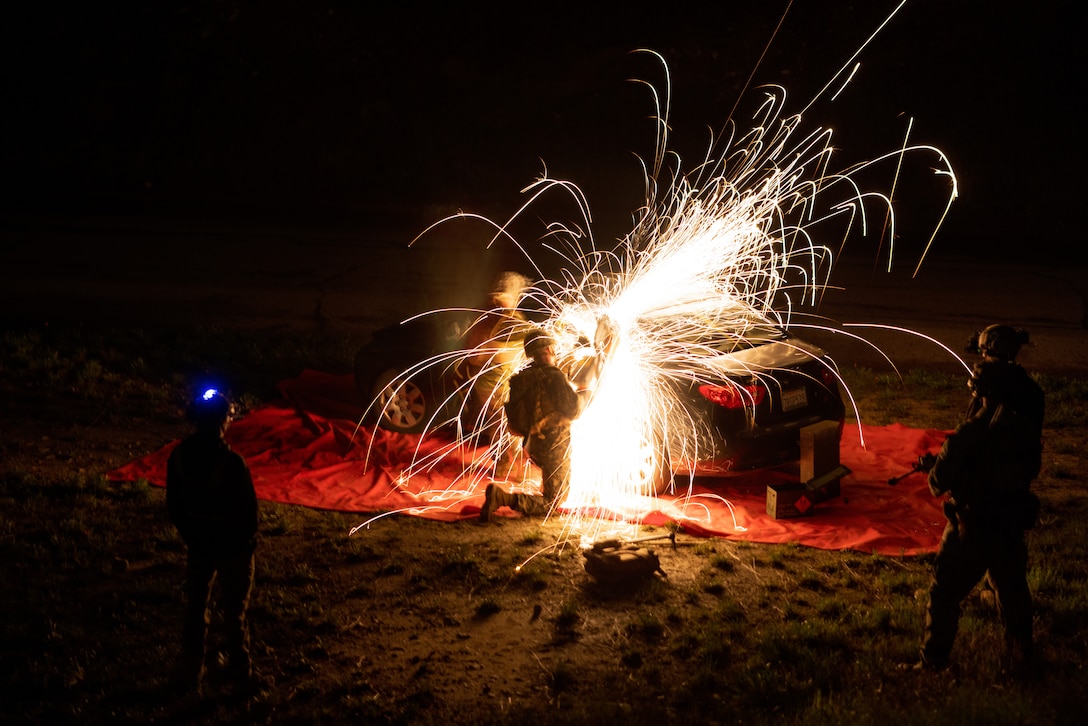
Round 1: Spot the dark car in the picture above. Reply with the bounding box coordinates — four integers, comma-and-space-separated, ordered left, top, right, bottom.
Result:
354, 312, 845, 483
353, 311, 475, 434
656, 320, 845, 479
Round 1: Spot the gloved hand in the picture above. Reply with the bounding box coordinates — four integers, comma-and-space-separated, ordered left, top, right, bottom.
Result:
916, 452, 937, 472
594, 316, 619, 358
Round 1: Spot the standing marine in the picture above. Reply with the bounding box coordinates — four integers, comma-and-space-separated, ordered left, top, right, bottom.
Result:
167, 389, 259, 694
915, 325, 1044, 673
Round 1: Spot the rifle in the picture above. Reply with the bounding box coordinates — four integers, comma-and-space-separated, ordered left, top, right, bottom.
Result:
887, 452, 937, 486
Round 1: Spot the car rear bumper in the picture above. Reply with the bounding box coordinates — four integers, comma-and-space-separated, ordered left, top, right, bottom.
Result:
671, 414, 844, 477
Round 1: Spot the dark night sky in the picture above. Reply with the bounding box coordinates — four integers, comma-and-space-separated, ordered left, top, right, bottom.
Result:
3, 0, 1082, 262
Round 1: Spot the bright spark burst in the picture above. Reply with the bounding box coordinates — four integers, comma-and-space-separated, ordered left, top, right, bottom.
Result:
352, 14, 959, 549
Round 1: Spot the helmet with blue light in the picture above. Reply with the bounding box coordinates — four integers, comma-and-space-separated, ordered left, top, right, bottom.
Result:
188, 388, 234, 431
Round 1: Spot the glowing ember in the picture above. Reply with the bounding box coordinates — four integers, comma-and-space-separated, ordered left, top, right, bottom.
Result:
352, 9, 958, 546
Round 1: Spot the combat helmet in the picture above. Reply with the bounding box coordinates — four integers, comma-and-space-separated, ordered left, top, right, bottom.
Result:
967, 324, 1030, 362
188, 388, 234, 432
523, 328, 555, 358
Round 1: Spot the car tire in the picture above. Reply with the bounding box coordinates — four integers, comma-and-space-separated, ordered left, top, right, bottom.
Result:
369, 368, 430, 434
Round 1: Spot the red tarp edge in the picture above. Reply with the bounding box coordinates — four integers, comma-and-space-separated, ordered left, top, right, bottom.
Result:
107, 369, 948, 554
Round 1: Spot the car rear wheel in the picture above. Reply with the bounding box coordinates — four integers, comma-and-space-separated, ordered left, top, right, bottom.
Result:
370, 368, 430, 433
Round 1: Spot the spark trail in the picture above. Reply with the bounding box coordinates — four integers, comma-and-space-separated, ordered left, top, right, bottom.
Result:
352, 13, 958, 545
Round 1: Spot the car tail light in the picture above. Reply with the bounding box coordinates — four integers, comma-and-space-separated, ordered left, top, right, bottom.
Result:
819, 366, 838, 390
698, 382, 766, 409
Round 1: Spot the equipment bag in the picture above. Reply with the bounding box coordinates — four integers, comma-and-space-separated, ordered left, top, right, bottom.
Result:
583, 542, 666, 585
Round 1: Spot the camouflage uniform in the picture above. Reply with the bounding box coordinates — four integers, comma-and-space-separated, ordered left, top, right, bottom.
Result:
484, 361, 589, 517
167, 426, 258, 689
921, 361, 1044, 670
461, 308, 527, 434
460, 272, 530, 439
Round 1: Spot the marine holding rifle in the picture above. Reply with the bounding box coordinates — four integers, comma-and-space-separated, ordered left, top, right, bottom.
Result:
911, 325, 1044, 674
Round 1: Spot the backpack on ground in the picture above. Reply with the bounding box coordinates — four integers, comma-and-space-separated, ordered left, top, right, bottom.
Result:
583, 541, 667, 585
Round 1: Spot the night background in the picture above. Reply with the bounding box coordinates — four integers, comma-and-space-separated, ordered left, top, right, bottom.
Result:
2, 0, 1083, 281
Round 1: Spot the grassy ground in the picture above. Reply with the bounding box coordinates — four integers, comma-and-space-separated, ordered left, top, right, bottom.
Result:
1, 324, 1086, 725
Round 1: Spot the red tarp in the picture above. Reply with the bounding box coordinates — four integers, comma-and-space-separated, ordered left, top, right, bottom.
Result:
108, 369, 949, 554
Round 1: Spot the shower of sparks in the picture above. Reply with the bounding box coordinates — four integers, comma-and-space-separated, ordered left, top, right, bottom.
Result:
351, 25, 958, 549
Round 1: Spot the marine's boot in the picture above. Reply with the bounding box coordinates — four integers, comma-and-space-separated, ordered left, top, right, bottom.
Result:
481, 484, 550, 521
480, 484, 516, 522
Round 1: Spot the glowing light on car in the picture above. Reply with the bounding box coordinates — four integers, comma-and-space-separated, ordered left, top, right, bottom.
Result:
699, 383, 767, 409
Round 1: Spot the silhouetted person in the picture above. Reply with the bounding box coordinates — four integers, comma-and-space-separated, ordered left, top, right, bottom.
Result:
167, 389, 258, 694
915, 332, 1044, 674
